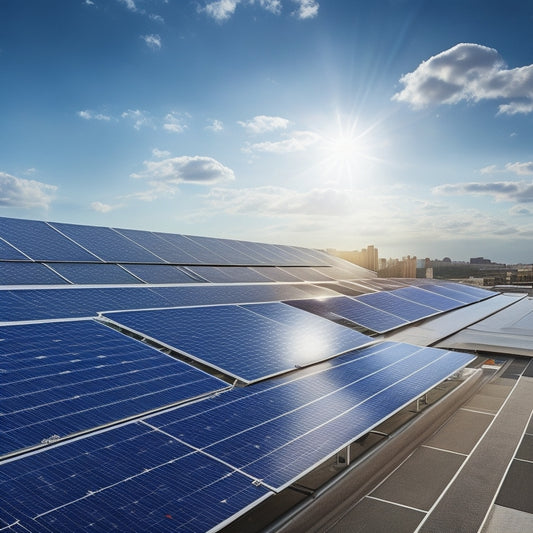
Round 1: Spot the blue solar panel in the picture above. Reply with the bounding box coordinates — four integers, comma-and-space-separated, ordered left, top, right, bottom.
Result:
48, 263, 141, 284
391, 286, 462, 312
0, 320, 227, 456
49, 222, 163, 263
0, 423, 272, 532
186, 235, 260, 265
418, 283, 478, 304
149, 342, 475, 490
104, 304, 372, 382
287, 296, 408, 333
216, 239, 273, 265
155, 232, 228, 264
0, 217, 99, 262
247, 266, 302, 282
280, 267, 336, 281
121, 264, 199, 284
356, 291, 441, 321
442, 281, 494, 299
0, 262, 68, 285
186, 266, 273, 283
0, 283, 335, 323
0, 238, 28, 260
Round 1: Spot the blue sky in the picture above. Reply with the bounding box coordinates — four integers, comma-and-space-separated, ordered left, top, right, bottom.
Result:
1, 0, 532, 263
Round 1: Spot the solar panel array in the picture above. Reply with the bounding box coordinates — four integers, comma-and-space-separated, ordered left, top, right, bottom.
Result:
0, 216, 487, 532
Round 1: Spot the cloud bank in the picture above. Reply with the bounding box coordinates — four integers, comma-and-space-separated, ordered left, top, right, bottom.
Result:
200, 0, 318, 22
393, 43, 533, 114
0, 172, 57, 208
433, 180, 533, 203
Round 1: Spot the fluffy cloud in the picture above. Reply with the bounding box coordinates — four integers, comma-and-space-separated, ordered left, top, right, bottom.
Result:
244, 130, 320, 153
238, 115, 291, 133
256, 0, 282, 14
118, 0, 136, 11
152, 148, 171, 158
77, 110, 111, 121
202, 0, 240, 22
393, 43, 533, 113
142, 34, 161, 49
163, 112, 188, 133
292, 0, 318, 19
0, 172, 57, 208
90, 201, 120, 213
205, 186, 354, 216
505, 162, 533, 176
131, 156, 235, 187
433, 180, 533, 203
121, 109, 153, 130
206, 119, 224, 132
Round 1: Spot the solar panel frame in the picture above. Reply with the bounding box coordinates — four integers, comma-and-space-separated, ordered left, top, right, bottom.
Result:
47, 263, 142, 285
441, 281, 495, 299
418, 283, 479, 304
279, 267, 336, 282
155, 232, 229, 264
148, 342, 475, 491
120, 264, 199, 284
185, 235, 261, 265
390, 286, 463, 312
0, 319, 228, 456
0, 262, 68, 285
356, 291, 442, 321
103, 303, 373, 383
0, 238, 29, 261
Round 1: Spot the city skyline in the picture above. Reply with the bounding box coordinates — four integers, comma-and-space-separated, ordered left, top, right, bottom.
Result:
1, 1, 533, 263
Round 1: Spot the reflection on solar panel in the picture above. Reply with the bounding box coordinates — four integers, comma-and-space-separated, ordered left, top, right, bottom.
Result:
0, 217, 98, 262
186, 235, 260, 265
0, 262, 68, 285
356, 291, 440, 321
280, 266, 335, 282
287, 296, 408, 333
121, 264, 199, 284
155, 232, 228, 264
390, 286, 462, 311
247, 266, 302, 282
104, 304, 372, 382
47, 263, 141, 284
442, 281, 494, 299
0, 320, 227, 456
149, 342, 475, 491
419, 283, 479, 304
0, 423, 271, 533
0, 238, 28, 260
49, 222, 163, 263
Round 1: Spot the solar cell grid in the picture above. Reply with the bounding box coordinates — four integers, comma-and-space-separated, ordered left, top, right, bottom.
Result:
155, 232, 228, 264
0, 238, 28, 260
0, 423, 272, 533
280, 267, 336, 281
356, 291, 441, 321
0, 320, 227, 456
186, 235, 259, 265
442, 281, 494, 299
49, 222, 162, 263
0, 217, 99, 262
247, 266, 302, 282
419, 283, 479, 304
47, 262, 141, 284
121, 264, 198, 284
104, 303, 372, 382
286, 296, 408, 333
0, 262, 68, 285
148, 342, 474, 490
390, 286, 462, 311
186, 266, 273, 283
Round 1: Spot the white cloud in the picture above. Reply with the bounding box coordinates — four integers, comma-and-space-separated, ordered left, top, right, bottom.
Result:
84, 0, 95, 5
202, 0, 240, 22
244, 130, 320, 153
149, 13, 165, 23
131, 156, 235, 199
238, 115, 291, 133
433, 180, 533, 203
121, 109, 153, 130
163, 112, 188, 133
118, 0, 136, 11
510, 205, 533, 216
205, 186, 354, 216
206, 119, 224, 132
505, 162, 533, 175
255, 0, 282, 14
0, 172, 57, 208
90, 201, 120, 213
392, 43, 533, 113
292, 0, 319, 19
142, 34, 162, 49
78, 110, 111, 121
152, 148, 171, 158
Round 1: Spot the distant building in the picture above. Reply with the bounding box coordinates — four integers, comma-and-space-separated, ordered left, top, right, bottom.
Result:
470, 257, 492, 264
328, 245, 380, 272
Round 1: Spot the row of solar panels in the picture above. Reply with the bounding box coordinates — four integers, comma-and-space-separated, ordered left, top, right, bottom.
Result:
1, 311, 474, 531
0, 216, 363, 268
0, 261, 361, 286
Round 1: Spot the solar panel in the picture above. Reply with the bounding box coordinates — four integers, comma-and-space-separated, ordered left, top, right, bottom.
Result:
418, 283, 479, 304
0, 320, 227, 456
279, 267, 336, 282
185, 266, 273, 283
148, 342, 475, 491
0, 423, 272, 533
155, 232, 228, 264
0, 262, 68, 285
246, 266, 301, 282
441, 281, 494, 299
121, 264, 199, 284
186, 235, 260, 265
391, 286, 463, 312
49, 222, 163, 263
103, 304, 372, 382
47, 263, 142, 284
0, 217, 99, 262
0, 238, 28, 260
356, 291, 441, 321
287, 296, 408, 333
